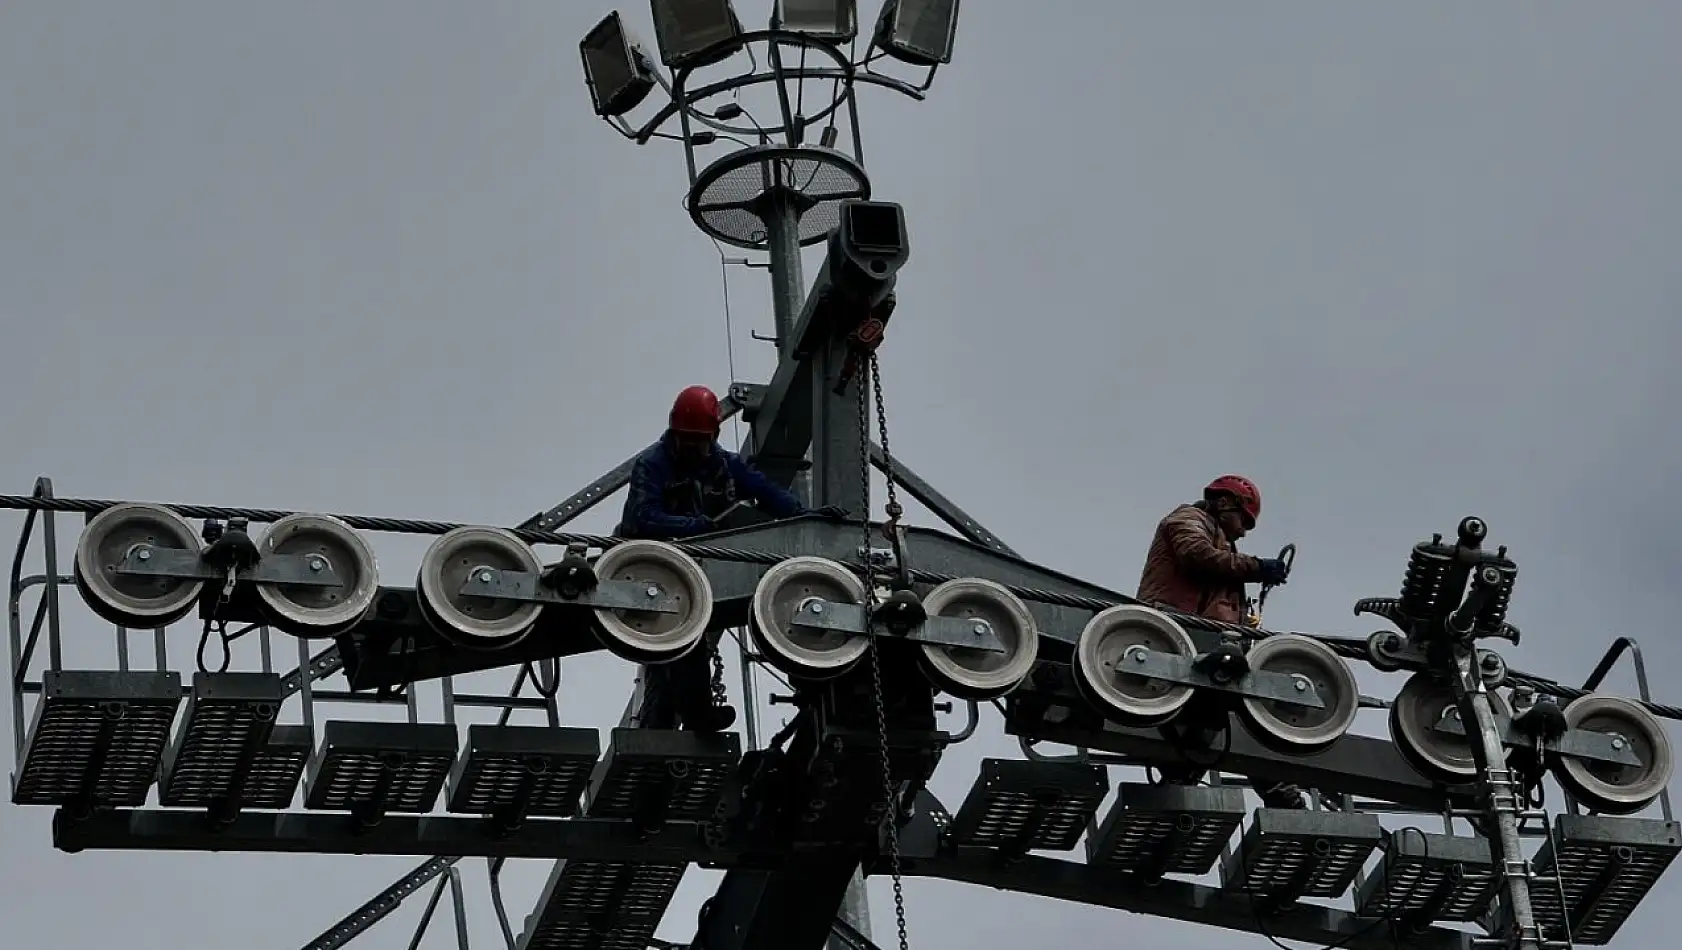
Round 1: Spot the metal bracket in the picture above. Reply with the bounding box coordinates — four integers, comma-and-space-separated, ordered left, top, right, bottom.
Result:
116, 544, 342, 587
857, 545, 897, 571
789, 598, 1006, 653
1431, 717, 1642, 768
1117, 647, 1327, 709
455, 568, 683, 614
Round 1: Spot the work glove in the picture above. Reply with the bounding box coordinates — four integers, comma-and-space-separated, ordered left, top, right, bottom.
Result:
1257, 557, 1291, 586
810, 504, 850, 520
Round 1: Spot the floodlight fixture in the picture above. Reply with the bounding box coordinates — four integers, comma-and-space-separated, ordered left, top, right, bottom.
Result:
1528, 813, 1681, 945
1220, 808, 1384, 903
872, 0, 959, 67
445, 724, 601, 820
582, 727, 740, 823
649, 0, 746, 71
1354, 829, 1499, 924
1087, 783, 1248, 879
303, 720, 459, 818
580, 11, 659, 118
13, 670, 182, 809
517, 858, 687, 950
773, 0, 858, 43
947, 759, 1109, 853
159, 672, 307, 812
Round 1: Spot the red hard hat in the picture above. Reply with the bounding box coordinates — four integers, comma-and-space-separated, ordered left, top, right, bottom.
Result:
669, 385, 721, 435
1205, 474, 1261, 526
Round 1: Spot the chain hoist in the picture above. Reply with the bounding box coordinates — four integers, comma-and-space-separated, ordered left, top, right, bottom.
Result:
854, 351, 910, 950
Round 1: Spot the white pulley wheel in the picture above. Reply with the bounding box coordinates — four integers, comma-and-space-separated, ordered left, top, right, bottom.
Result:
416, 526, 543, 650
1556, 693, 1674, 815
74, 503, 206, 627
1388, 670, 1513, 783
590, 540, 712, 663
1074, 604, 1198, 727
1238, 634, 1360, 754
917, 578, 1040, 700
255, 514, 380, 637
749, 556, 870, 679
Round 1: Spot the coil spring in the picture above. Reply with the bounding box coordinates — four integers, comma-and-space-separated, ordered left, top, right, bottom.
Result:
1477, 559, 1518, 631
1398, 540, 1453, 618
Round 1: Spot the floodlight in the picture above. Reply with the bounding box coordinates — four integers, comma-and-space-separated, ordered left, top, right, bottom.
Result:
774, 0, 858, 43
13, 670, 182, 808
1354, 830, 1499, 924
303, 720, 459, 817
947, 759, 1109, 853
1087, 783, 1248, 878
159, 672, 312, 811
445, 724, 601, 820
1220, 808, 1383, 903
872, 0, 959, 67
649, 0, 745, 71
583, 727, 740, 823
517, 859, 687, 950
580, 12, 658, 118
1529, 813, 1680, 945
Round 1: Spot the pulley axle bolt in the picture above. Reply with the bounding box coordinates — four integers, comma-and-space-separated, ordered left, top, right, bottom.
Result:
136, 548, 151, 561
971, 622, 987, 635
645, 585, 660, 598
1293, 676, 1309, 692
1611, 737, 1627, 751
308, 557, 325, 572
475, 569, 494, 583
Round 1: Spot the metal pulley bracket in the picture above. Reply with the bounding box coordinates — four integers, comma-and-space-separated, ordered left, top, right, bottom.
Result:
1429, 717, 1642, 768
115, 543, 343, 588
455, 567, 684, 615
788, 598, 1007, 654
1116, 646, 1328, 710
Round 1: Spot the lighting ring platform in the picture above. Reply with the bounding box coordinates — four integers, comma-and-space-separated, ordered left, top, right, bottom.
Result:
1238, 634, 1360, 755
685, 145, 870, 251
1074, 604, 1198, 727
1388, 670, 1514, 784
749, 556, 871, 679
1555, 693, 1675, 815
590, 540, 713, 664
916, 577, 1041, 700
416, 526, 544, 651
255, 513, 380, 638
73, 502, 207, 628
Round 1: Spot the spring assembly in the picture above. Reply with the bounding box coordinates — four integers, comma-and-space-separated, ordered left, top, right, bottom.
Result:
1476, 558, 1518, 632
1398, 537, 1454, 619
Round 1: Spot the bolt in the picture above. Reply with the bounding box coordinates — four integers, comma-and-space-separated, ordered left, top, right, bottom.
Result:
1130, 648, 1147, 664
971, 622, 987, 636
136, 548, 151, 561
1293, 676, 1309, 692
1611, 737, 1627, 751
645, 585, 660, 598
810, 602, 825, 615
476, 569, 494, 583
309, 557, 325, 572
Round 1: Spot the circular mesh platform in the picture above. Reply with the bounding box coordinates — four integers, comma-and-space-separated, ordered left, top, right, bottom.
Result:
686, 146, 870, 250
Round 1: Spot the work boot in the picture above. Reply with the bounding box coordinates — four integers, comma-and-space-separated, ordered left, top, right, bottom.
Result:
685, 703, 738, 734
1256, 781, 1306, 810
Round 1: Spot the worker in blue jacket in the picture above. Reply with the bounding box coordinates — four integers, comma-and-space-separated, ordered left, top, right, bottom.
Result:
619, 385, 845, 733
617, 385, 816, 539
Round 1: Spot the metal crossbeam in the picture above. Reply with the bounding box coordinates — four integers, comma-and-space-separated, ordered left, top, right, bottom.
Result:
50, 809, 731, 863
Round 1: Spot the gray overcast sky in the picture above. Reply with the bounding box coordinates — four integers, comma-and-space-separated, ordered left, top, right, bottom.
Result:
3, 3, 1680, 949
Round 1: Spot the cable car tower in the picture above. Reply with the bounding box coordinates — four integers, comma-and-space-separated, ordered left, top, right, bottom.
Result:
4, 3, 1680, 950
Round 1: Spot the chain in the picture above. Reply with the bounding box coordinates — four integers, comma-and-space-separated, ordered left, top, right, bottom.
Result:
708, 636, 728, 709
856, 353, 909, 950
